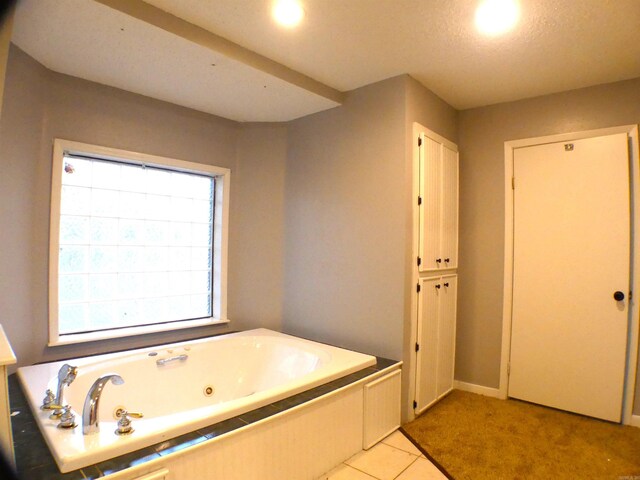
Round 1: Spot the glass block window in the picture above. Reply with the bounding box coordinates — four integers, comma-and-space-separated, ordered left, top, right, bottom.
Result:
49, 140, 229, 343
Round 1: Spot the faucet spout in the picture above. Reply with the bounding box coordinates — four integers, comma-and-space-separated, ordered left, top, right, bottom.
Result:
82, 374, 124, 435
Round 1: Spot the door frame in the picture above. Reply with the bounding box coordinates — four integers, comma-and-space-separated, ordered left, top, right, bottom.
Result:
500, 125, 640, 425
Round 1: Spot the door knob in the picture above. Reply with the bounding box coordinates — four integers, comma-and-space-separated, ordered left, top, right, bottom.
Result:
613, 291, 625, 301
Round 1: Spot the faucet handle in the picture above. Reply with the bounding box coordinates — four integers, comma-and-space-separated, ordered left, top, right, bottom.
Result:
57, 405, 77, 429
49, 405, 77, 429
40, 389, 55, 410
115, 410, 143, 436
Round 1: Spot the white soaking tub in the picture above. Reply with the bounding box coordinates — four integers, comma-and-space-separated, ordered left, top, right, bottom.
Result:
17, 329, 376, 473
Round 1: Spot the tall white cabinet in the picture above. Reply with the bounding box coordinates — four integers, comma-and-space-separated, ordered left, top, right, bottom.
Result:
413, 124, 459, 415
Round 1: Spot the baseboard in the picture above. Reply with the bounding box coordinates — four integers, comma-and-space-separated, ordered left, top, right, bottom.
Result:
454, 381, 501, 398
454, 383, 639, 425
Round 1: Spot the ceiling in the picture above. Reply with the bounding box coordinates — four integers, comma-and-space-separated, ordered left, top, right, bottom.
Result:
11, 0, 640, 122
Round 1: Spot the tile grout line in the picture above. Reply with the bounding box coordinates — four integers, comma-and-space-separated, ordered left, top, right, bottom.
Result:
343, 445, 421, 480
391, 454, 420, 480
343, 462, 383, 480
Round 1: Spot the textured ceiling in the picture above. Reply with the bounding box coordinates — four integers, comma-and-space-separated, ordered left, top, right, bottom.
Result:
11, 0, 340, 122
144, 0, 640, 109
11, 0, 640, 121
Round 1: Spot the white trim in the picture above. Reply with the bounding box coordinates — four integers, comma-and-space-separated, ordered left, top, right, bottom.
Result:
48, 139, 231, 346
454, 380, 501, 399
631, 415, 640, 428
0, 325, 16, 367
48, 318, 230, 347
625, 126, 640, 426
406, 122, 422, 421
501, 125, 640, 425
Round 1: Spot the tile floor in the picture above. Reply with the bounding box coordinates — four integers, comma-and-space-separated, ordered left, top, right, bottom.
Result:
317, 430, 447, 480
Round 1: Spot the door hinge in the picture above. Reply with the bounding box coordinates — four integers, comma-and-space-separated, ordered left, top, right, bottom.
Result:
417, 283, 421, 293
413, 400, 417, 409
512, 177, 515, 189
507, 363, 511, 376
630, 291, 633, 300
418, 136, 422, 147
417, 256, 422, 267
415, 343, 420, 352
418, 196, 422, 205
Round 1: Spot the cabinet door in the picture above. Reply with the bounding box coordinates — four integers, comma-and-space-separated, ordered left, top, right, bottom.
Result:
415, 277, 441, 413
419, 134, 442, 272
436, 275, 457, 398
440, 147, 458, 269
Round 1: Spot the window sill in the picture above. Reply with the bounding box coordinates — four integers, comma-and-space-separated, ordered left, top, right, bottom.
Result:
48, 317, 230, 347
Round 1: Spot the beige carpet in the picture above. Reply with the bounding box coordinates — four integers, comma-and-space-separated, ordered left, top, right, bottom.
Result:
402, 390, 640, 480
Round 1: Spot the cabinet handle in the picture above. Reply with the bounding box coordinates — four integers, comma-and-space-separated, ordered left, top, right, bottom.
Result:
436, 258, 442, 264
444, 258, 450, 263
435, 284, 441, 289
444, 282, 449, 287
614, 291, 625, 301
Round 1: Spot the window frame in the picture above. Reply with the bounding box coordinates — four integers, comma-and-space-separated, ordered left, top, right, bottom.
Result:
48, 138, 230, 346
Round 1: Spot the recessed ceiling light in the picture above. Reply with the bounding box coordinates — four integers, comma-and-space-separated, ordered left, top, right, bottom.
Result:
475, 0, 520, 36
272, 0, 304, 28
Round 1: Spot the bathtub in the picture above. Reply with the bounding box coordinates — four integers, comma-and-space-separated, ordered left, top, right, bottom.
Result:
17, 329, 376, 473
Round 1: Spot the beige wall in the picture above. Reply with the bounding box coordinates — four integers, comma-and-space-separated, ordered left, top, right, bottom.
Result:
0, 44, 49, 369
282, 74, 458, 420
0, 5, 13, 115
283, 76, 407, 360
229, 123, 287, 331
456, 77, 640, 415
0, 45, 287, 368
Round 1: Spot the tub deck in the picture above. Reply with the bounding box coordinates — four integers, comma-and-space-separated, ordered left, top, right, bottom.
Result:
17, 329, 377, 472
9, 357, 399, 480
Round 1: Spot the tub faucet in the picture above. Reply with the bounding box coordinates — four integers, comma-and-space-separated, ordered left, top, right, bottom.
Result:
50, 364, 78, 418
82, 374, 124, 435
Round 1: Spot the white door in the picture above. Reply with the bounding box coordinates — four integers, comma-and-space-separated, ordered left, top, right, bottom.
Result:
441, 147, 458, 269
436, 275, 457, 398
419, 134, 442, 272
418, 135, 459, 272
415, 276, 440, 413
509, 133, 630, 422
415, 275, 457, 413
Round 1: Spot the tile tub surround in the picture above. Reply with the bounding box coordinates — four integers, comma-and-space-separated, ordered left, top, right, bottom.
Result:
10, 357, 399, 479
